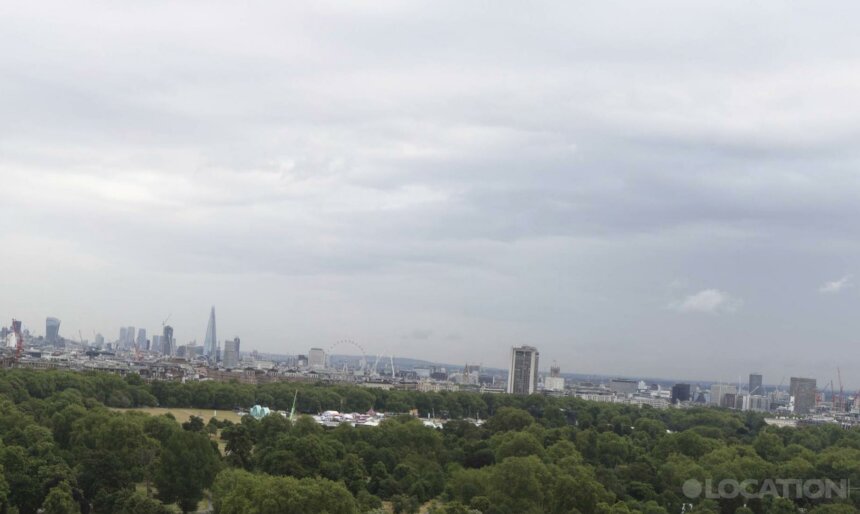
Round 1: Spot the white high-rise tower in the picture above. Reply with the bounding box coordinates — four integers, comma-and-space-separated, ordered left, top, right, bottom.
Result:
507, 346, 539, 395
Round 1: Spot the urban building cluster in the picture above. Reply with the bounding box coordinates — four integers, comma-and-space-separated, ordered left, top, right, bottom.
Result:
502, 347, 859, 425
2, 312, 858, 427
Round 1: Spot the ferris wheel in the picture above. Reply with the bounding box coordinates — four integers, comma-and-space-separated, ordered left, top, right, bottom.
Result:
327, 339, 369, 373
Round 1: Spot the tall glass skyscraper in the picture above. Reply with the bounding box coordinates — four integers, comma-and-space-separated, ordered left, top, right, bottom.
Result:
136, 328, 147, 350
46, 317, 61, 344
162, 326, 174, 356
203, 306, 217, 360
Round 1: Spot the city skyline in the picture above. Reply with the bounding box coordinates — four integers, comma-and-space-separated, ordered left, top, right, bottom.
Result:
3, 2, 860, 385
3, 309, 852, 392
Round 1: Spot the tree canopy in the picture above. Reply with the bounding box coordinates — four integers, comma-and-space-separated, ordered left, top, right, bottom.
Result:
0, 368, 855, 513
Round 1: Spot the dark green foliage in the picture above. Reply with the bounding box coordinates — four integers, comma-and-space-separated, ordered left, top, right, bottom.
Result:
1, 369, 859, 514
154, 430, 221, 512
221, 423, 254, 470
181, 415, 205, 432
41, 481, 80, 514
212, 468, 358, 514
115, 490, 174, 514
93, 488, 173, 514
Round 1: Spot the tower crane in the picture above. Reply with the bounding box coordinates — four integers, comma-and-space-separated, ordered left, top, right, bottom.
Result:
820, 380, 834, 408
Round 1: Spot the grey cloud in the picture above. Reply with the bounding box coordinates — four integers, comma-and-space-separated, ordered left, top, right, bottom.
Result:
3, 1, 860, 384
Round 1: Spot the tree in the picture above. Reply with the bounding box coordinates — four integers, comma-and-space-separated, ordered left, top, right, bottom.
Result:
212, 469, 359, 514
470, 496, 491, 512
41, 481, 80, 514
221, 423, 254, 470
70, 412, 159, 498
391, 494, 420, 514
549, 465, 615, 513
754, 431, 784, 461
493, 431, 546, 462
142, 414, 180, 444
0, 445, 42, 512
182, 415, 205, 432
488, 456, 552, 513
155, 430, 221, 512
0, 463, 9, 512
343, 389, 375, 412
340, 453, 369, 495
117, 490, 174, 514
93, 489, 173, 514
808, 505, 857, 514
484, 407, 534, 433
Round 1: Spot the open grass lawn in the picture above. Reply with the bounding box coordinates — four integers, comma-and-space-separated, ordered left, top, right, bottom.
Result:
112, 406, 244, 425
114, 407, 235, 457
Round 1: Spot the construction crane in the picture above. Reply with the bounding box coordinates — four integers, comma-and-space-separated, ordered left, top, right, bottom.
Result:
821, 380, 834, 408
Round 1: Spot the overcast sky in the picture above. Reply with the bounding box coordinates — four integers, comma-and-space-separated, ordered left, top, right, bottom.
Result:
2, 2, 860, 386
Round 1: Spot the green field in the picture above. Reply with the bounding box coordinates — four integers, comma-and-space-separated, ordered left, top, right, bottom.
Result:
112, 406, 244, 425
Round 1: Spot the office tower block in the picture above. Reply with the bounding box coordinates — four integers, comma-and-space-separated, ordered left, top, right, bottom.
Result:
308, 347, 326, 369
790, 377, 817, 415
46, 317, 61, 344
507, 346, 539, 395
749, 373, 763, 396
223, 337, 241, 369
671, 383, 691, 403
710, 384, 737, 407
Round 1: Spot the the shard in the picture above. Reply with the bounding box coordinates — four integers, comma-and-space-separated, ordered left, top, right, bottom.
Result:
203, 306, 217, 360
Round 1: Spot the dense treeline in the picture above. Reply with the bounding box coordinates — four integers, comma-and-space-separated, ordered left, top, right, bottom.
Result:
0, 370, 858, 513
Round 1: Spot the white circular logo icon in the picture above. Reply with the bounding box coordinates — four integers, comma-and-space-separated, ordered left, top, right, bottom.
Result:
682, 479, 702, 498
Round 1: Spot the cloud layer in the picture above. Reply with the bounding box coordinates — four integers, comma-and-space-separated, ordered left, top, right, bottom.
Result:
2, 1, 860, 384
